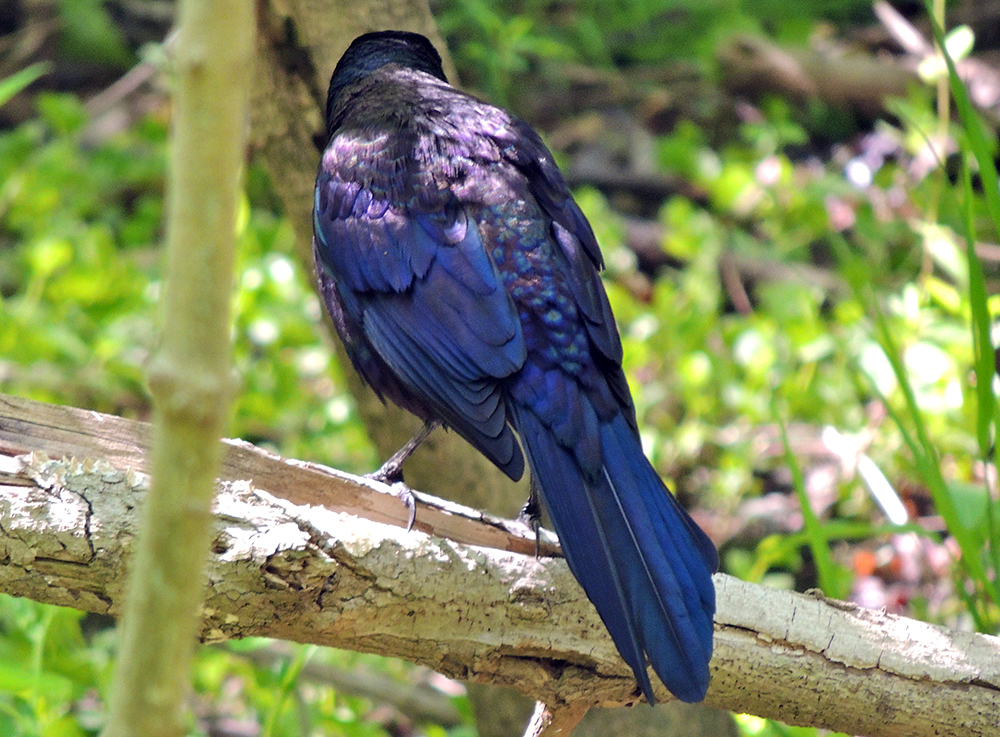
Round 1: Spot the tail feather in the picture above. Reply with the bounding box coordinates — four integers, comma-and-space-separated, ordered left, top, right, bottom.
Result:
513, 405, 717, 703
600, 414, 717, 658
514, 409, 651, 697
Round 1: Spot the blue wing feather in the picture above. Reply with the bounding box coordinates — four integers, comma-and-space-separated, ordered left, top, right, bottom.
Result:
314, 151, 526, 479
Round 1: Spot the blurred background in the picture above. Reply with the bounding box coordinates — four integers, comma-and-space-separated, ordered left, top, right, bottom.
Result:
1, 0, 999, 735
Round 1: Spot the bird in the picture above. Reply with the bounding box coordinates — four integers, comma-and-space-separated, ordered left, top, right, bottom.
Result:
312, 30, 718, 704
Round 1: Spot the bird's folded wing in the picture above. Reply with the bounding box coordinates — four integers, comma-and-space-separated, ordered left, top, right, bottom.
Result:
314, 168, 526, 479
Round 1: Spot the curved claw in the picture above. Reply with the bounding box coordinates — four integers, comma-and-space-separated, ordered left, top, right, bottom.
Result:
396, 483, 417, 531
366, 420, 439, 530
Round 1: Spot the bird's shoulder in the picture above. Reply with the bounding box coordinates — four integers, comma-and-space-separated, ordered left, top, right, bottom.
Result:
325, 68, 552, 181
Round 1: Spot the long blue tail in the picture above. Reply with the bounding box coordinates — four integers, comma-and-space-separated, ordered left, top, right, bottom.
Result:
513, 404, 718, 703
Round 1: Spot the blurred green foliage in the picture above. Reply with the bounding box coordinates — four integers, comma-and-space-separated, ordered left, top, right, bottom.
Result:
436, 0, 874, 103
2, 0, 999, 734
0, 597, 103, 737
0, 92, 376, 474
56, 0, 134, 68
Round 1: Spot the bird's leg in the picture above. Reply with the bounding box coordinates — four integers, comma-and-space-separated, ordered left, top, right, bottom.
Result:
367, 419, 441, 530
519, 478, 543, 559
370, 419, 441, 483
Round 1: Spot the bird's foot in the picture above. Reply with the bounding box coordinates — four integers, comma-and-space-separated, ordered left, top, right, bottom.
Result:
371, 420, 441, 485
366, 420, 440, 531
518, 493, 543, 559
393, 483, 418, 532
366, 466, 418, 531
368, 455, 406, 486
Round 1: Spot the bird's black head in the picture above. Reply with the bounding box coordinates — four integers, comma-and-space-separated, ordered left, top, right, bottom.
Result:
325, 31, 448, 126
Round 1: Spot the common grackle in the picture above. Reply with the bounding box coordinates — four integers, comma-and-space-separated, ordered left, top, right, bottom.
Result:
312, 30, 718, 704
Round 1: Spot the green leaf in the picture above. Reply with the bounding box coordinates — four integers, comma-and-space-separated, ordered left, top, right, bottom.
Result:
949, 480, 992, 542
0, 661, 74, 703
0, 63, 50, 109
42, 715, 87, 737
35, 94, 88, 135
56, 0, 134, 67
945, 25, 975, 61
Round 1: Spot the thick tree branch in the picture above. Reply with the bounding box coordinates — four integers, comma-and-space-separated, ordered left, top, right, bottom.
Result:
0, 394, 553, 558
1, 393, 998, 736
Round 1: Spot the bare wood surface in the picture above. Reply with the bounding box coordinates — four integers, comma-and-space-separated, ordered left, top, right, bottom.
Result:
1, 393, 999, 736
0, 393, 556, 558
524, 701, 589, 737
717, 33, 916, 119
